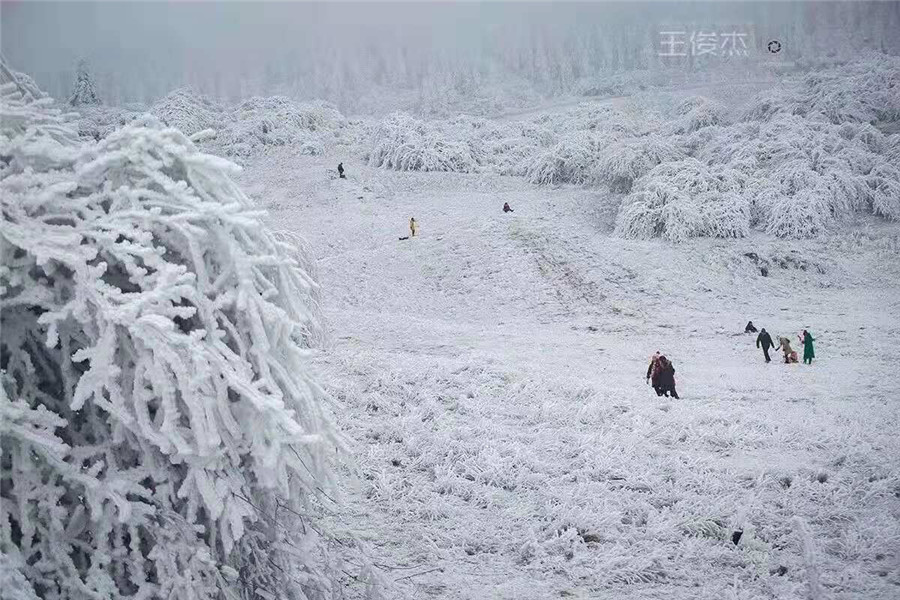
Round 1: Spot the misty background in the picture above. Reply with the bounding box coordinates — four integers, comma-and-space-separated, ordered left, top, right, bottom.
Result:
3, 1, 900, 115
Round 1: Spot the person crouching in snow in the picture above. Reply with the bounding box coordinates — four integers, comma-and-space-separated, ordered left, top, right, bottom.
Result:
745, 320, 758, 333
655, 355, 679, 399
777, 336, 798, 363
409, 217, 418, 237
503, 202, 514, 213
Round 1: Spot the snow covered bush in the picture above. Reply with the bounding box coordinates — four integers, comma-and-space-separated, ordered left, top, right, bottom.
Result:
215, 96, 342, 158
669, 96, 726, 134
150, 88, 221, 137
594, 134, 685, 192
1, 74, 340, 599
801, 54, 900, 125
615, 158, 751, 242
366, 113, 482, 173
67, 60, 101, 107
73, 105, 145, 141
525, 133, 599, 186
743, 54, 900, 126
696, 115, 900, 237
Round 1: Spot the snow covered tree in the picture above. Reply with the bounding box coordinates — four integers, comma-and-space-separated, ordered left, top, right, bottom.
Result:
1, 68, 340, 599
68, 59, 101, 107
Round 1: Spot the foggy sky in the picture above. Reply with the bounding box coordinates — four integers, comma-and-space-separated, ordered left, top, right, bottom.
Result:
3, 1, 899, 111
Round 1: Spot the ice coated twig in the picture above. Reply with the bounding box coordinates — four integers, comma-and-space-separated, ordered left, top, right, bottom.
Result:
393, 566, 444, 582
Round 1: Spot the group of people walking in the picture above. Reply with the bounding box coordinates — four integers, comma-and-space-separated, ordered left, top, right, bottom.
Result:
747, 321, 816, 365
646, 323, 817, 401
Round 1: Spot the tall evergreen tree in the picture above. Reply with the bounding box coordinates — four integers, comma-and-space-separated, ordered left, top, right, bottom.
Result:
68, 59, 101, 106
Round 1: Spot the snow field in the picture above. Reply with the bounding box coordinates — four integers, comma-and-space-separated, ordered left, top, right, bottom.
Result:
243, 151, 900, 599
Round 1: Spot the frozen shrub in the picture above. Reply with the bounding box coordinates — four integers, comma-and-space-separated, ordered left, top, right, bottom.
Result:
802, 54, 900, 124
0, 64, 44, 101
670, 96, 726, 134
615, 158, 751, 242
691, 115, 900, 237
525, 133, 598, 185
1, 74, 339, 599
73, 105, 144, 141
517, 121, 558, 147
866, 162, 900, 220
367, 113, 481, 173
488, 137, 540, 177
743, 54, 900, 126
741, 88, 799, 123
214, 96, 341, 158
595, 134, 685, 192
150, 87, 221, 136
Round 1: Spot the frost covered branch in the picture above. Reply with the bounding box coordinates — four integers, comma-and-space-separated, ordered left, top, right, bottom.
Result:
1, 72, 340, 599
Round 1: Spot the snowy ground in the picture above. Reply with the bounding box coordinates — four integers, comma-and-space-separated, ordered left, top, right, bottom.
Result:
241, 145, 900, 599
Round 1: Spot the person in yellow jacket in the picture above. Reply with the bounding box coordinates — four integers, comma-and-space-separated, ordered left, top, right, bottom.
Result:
409, 217, 418, 237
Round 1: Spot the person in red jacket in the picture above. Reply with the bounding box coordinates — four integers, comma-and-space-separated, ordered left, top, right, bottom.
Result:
655, 355, 679, 399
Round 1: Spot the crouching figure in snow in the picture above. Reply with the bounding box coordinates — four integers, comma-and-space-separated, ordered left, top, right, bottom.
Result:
745, 320, 758, 333
777, 336, 798, 364
503, 202, 514, 213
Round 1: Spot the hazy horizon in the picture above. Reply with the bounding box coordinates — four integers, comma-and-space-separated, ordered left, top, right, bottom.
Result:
4, 1, 899, 112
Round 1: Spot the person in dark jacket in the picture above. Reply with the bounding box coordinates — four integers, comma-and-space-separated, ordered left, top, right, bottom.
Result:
503, 202, 514, 213
756, 328, 775, 363
655, 355, 679, 399
745, 320, 758, 333
337, 162, 345, 179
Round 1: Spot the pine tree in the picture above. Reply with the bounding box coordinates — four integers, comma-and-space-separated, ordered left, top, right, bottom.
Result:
67, 59, 101, 106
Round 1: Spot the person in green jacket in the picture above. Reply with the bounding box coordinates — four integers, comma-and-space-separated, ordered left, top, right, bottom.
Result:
800, 329, 815, 364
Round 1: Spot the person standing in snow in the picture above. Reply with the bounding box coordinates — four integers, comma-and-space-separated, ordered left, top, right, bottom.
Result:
503, 202, 514, 213
337, 162, 345, 179
745, 321, 758, 333
756, 328, 775, 363
646, 351, 662, 389
655, 355, 679, 399
800, 330, 815, 364
777, 336, 798, 363
409, 217, 418, 238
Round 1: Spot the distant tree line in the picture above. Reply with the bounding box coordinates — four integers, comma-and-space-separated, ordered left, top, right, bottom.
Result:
53, 2, 900, 112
